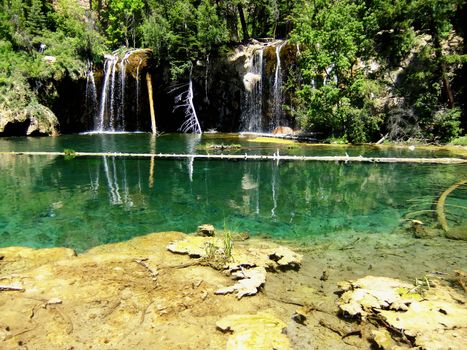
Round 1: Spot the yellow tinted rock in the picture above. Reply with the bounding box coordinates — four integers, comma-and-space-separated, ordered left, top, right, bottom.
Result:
216, 312, 291, 350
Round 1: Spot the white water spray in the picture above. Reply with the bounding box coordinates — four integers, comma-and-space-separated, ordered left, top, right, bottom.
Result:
242, 48, 264, 132
273, 41, 286, 129
97, 58, 114, 131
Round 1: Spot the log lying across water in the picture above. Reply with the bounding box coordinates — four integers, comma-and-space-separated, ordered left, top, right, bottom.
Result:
1, 151, 467, 164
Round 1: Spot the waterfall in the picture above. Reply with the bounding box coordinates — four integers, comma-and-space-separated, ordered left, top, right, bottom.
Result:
97, 57, 114, 131
135, 59, 143, 131
109, 59, 118, 130
94, 49, 141, 133
240, 40, 289, 133
272, 41, 286, 129
118, 55, 126, 130
85, 63, 98, 126
241, 48, 264, 132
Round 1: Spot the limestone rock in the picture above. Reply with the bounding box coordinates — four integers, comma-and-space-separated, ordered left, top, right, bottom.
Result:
415, 328, 467, 350
243, 72, 261, 92
0, 246, 76, 275
272, 126, 294, 135
370, 329, 393, 349
0, 102, 59, 136
167, 236, 223, 258
379, 300, 467, 337
337, 275, 467, 349
167, 235, 302, 299
268, 246, 302, 269
195, 224, 216, 237
167, 236, 302, 272
338, 276, 418, 318
215, 267, 266, 299
216, 312, 291, 350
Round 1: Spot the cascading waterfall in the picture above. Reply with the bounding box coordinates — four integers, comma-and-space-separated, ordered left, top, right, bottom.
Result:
118, 55, 126, 130
272, 41, 286, 129
135, 59, 143, 131
94, 49, 143, 133
241, 48, 264, 132
97, 57, 114, 131
240, 40, 289, 133
85, 62, 98, 124
109, 58, 118, 129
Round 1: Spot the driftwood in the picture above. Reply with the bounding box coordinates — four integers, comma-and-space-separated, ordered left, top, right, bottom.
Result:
0, 283, 23, 291
375, 133, 388, 145
436, 179, 467, 231
1, 151, 466, 164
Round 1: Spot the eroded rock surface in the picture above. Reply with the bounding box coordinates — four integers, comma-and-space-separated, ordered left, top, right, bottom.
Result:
0, 232, 297, 350
216, 312, 292, 350
166, 234, 302, 298
338, 276, 467, 349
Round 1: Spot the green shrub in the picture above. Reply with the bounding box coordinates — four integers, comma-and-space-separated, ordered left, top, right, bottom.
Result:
449, 135, 467, 146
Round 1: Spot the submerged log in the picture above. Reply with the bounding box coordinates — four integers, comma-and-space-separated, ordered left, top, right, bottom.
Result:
436, 179, 467, 232
1, 151, 466, 164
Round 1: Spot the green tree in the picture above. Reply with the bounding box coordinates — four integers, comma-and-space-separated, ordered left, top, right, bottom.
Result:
27, 0, 47, 35
102, 0, 144, 47
291, 0, 381, 142
196, 0, 228, 54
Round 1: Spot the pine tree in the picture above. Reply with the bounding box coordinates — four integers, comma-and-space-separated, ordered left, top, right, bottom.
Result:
27, 0, 46, 35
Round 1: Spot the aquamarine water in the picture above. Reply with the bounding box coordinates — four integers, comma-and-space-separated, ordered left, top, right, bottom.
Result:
0, 132, 465, 158
0, 134, 465, 251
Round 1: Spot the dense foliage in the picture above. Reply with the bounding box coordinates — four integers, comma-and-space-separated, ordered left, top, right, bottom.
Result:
0, 0, 106, 129
0, 0, 465, 142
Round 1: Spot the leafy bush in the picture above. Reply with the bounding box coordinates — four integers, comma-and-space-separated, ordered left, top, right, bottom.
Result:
449, 135, 467, 146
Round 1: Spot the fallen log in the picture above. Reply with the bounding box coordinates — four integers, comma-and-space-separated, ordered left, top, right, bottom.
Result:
1, 151, 466, 164
436, 179, 467, 232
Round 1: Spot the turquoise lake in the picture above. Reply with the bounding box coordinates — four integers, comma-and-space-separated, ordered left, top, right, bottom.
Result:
0, 133, 465, 251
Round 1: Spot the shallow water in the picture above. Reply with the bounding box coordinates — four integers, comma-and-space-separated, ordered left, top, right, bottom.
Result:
0, 133, 465, 251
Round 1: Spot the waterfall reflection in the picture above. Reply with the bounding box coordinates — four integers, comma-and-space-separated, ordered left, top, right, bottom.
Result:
0, 150, 465, 251
186, 134, 201, 182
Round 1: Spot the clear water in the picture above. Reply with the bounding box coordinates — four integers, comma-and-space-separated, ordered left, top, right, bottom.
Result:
0, 134, 465, 251
0, 133, 465, 158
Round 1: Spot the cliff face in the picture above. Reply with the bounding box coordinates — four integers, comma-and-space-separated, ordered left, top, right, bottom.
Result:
0, 100, 59, 136
6, 33, 458, 137
9, 41, 297, 135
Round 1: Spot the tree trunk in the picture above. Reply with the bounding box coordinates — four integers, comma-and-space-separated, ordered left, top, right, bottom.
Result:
441, 62, 455, 108
146, 72, 157, 135
433, 33, 455, 108
237, 4, 249, 42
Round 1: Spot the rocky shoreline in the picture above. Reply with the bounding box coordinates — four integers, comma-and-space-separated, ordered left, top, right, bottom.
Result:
0, 229, 466, 349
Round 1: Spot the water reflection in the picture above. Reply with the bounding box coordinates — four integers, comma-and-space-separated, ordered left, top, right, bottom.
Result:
0, 133, 465, 159
0, 153, 465, 251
